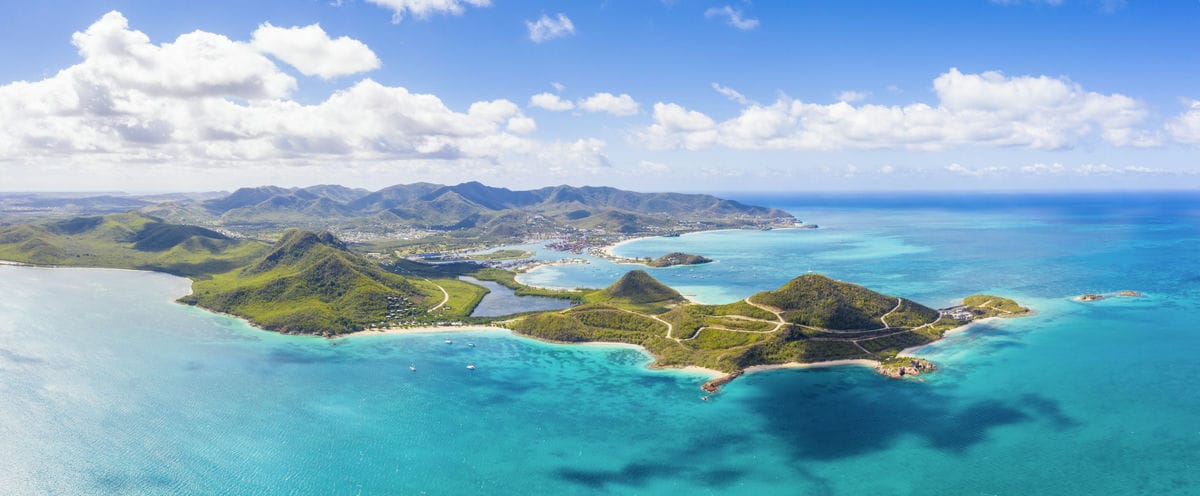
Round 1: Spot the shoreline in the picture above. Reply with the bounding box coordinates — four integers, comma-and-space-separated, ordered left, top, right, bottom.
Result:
743, 359, 879, 374
511, 261, 590, 291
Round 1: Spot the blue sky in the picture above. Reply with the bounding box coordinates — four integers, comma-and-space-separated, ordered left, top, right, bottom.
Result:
0, 0, 1197, 192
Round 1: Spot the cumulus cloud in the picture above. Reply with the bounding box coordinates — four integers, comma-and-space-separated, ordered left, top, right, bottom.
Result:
1166, 99, 1200, 144
366, 0, 490, 23
0, 11, 612, 173
528, 92, 574, 111
251, 23, 380, 79
578, 92, 639, 116
526, 14, 574, 43
636, 68, 1152, 151
705, 6, 759, 30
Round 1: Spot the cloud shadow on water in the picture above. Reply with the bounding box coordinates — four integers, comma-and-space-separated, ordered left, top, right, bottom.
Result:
736, 368, 1079, 461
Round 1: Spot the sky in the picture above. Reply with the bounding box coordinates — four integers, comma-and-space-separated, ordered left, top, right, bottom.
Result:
0, 0, 1197, 193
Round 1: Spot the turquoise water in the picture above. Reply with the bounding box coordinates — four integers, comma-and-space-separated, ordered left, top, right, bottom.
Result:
2, 193, 1200, 494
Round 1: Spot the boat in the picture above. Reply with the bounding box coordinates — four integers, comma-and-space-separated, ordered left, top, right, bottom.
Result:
467, 342, 475, 347
466, 364, 476, 370
409, 364, 416, 371
445, 339, 453, 344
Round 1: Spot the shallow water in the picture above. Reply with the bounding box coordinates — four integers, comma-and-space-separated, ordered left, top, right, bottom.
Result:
2, 192, 1198, 495
462, 275, 574, 317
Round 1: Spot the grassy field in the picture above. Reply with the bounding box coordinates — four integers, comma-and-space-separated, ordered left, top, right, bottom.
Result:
466, 249, 533, 261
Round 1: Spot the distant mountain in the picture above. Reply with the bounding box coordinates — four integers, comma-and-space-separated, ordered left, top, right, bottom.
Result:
181, 230, 438, 335
0, 212, 267, 275
171, 181, 796, 237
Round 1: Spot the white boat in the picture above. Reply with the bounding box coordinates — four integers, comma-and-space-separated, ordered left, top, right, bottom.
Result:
467, 343, 475, 347
466, 364, 476, 370
409, 364, 416, 371
445, 339, 453, 344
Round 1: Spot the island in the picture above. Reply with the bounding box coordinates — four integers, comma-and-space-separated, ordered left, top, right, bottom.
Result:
0, 184, 1031, 391
646, 252, 713, 268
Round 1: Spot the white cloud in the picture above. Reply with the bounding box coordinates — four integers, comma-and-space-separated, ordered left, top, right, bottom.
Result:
578, 92, 639, 116
945, 163, 1010, 176
551, 82, 566, 93
0, 12, 619, 175
68, 11, 296, 100
836, 90, 869, 103
529, 92, 574, 111
366, 0, 490, 23
711, 83, 749, 104
1166, 99, 1200, 144
1021, 163, 1065, 175
637, 103, 718, 149
705, 6, 759, 31
251, 23, 380, 79
636, 68, 1151, 151
526, 14, 575, 43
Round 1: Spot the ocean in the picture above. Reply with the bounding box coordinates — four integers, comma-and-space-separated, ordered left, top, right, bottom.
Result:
1, 192, 1198, 494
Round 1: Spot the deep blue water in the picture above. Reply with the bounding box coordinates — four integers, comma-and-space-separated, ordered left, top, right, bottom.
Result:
2, 192, 1199, 494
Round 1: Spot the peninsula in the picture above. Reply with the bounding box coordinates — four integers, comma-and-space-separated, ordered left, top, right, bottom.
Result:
505, 270, 1030, 389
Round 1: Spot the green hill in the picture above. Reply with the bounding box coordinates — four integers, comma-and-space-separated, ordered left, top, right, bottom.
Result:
181, 230, 440, 335
751, 274, 938, 330
0, 212, 267, 276
589, 270, 686, 307
508, 271, 1008, 379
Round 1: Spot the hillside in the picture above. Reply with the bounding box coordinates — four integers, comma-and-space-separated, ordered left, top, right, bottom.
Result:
752, 274, 939, 330
0, 212, 268, 276
181, 230, 444, 335
588, 270, 686, 307
508, 271, 1019, 383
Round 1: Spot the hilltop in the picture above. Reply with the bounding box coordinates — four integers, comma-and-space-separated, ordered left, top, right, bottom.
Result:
589, 270, 686, 307
508, 271, 1029, 387
180, 230, 452, 336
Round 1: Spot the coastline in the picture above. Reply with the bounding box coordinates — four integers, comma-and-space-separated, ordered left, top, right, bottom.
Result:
511, 261, 590, 290
598, 235, 657, 258
743, 359, 879, 374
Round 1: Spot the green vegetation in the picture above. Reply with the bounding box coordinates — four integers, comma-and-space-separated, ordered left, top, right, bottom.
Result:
425, 278, 489, 318
0, 212, 268, 277
182, 230, 441, 335
752, 274, 938, 330
962, 294, 1030, 317
0, 208, 1030, 386
466, 249, 532, 261
645, 252, 713, 268
583, 270, 687, 313
507, 271, 1030, 380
